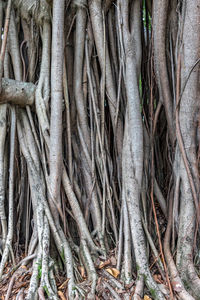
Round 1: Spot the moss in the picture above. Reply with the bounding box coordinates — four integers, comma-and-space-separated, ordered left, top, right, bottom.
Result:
43, 285, 50, 297
143, 273, 147, 282
60, 247, 65, 263
36, 260, 42, 279
149, 288, 157, 299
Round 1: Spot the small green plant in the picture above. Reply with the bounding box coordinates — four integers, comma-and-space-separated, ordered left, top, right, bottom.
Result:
43, 285, 50, 297
36, 260, 42, 279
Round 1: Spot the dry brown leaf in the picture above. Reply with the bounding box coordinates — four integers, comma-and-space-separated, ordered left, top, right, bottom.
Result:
153, 274, 162, 283
15, 282, 28, 289
58, 278, 70, 290
144, 296, 152, 300
125, 281, 134, 289
97, 276, 102, 286
98, 260, 110, 269
78, 266, 86, 279
20, 265, 27, 269
58, 290, 67, 300
105, 268, 120, 278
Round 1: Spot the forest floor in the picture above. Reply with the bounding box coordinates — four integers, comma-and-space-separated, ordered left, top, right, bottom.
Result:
0, 206, 167, 299
0, 249, 165, 300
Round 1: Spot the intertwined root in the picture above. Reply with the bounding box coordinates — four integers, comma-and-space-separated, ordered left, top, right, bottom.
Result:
0, 1, 199, 299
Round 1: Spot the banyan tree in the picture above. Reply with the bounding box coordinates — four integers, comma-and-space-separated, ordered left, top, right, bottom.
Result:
0, 0, 199, 299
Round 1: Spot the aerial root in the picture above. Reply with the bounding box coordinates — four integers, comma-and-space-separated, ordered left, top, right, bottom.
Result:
16, 288, 25, 300
133, 277, 144, 300
80, 239, 97, 299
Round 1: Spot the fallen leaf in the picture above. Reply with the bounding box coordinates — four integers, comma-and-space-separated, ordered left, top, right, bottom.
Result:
105, 268, 120, 278
125, 281, 134, 289
15, 282, 28, 288
97, 276, 102, 286
20, 265, 27, 269
153, 274, 162, 283
58, 278, 70, 290
78, 266, 86, 279
98, 260, 110, 269
144, 295, 152, 300
58, 290, 67, 300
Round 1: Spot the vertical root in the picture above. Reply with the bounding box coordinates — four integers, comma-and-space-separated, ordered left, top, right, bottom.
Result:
80, 239, 97, 299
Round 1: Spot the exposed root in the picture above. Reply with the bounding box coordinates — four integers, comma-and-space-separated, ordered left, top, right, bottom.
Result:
0, 1, 199, 300
80, 239, 97, 299
133, 277, 144, 300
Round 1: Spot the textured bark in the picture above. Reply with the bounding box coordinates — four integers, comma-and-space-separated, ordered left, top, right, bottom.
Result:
153, 0, 175, 144
0, 1, 199, 299
176, 1, 200, 298
0, 78, 35, 106
49, 0, 65, 218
